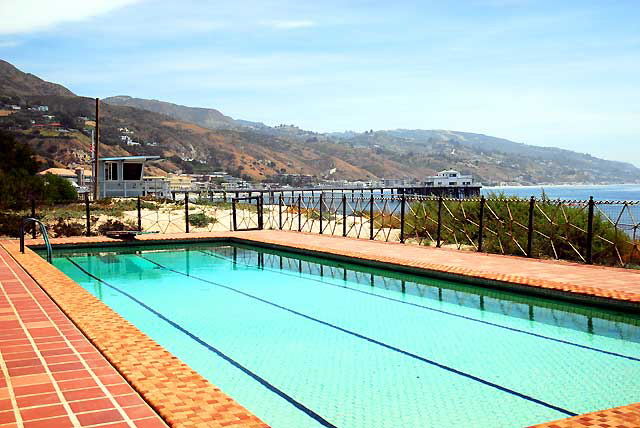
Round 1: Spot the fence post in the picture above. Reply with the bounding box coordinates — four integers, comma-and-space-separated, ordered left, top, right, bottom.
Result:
296, 195, 301, 232
84, 194, 90, 237
478, 196, 485, 252
586, 196, 594, 264
319, 193, 324, 234
436, 196, 443, 247
31, 198, 37, 238
172, 191, 176, 201
369, 194, 374, 240
527, 196, 535, 258
185, 192, 190, 233
258, 195, 264, 230
278, 195, 283, 230
232, 198, 237, 231
342, 194, 347, 237
137, 196, 142, 232
400, 194, 405, 243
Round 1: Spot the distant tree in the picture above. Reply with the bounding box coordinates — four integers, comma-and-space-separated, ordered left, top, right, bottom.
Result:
41, 174, 77, 204
57, 112, 77, 129
0, 131, 43, 209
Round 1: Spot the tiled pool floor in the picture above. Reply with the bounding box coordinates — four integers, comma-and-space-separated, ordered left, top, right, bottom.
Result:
1, 230, 639, 427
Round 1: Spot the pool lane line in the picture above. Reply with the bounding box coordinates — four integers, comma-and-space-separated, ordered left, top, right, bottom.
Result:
137, 254, 577, 418
64, 258, 338, 428
198, 250, 640, 364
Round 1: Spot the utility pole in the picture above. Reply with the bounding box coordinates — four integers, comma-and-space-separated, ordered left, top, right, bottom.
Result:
93, 98, 100, 200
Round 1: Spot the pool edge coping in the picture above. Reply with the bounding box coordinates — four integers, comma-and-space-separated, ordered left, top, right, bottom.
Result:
0, 238, 268, 428
6, 231, 640, 427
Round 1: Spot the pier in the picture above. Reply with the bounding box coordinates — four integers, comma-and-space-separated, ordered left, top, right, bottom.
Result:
216, 185, 482, 202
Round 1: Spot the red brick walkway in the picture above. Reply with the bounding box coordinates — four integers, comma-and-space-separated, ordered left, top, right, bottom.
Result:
227, 231, 640, 305
0, 248, 167, 427
5, 231, 640, 427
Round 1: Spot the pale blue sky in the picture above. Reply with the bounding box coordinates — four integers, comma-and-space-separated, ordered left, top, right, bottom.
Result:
1, 0, 639, 165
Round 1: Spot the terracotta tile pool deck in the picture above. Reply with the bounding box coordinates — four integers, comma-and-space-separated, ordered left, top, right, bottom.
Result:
1, 230, 639, 427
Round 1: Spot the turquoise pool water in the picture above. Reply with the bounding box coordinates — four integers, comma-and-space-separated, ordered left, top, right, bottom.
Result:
50, 243, 640, 428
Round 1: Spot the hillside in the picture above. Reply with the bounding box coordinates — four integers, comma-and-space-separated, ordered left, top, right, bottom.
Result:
0, 60, 74, 98
103, 95, 239, 130
1, 59, 639, 185
330, 129, 640, 185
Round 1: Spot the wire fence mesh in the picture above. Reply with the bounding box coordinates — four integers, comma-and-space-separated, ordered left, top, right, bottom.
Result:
263, 193, 640, 269
3, 192, 638, 268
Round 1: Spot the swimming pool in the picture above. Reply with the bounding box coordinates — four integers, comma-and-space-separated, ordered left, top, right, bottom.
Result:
49, 242, 640, 427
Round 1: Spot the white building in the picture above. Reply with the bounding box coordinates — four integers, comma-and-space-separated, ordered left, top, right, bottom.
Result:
424, 170, 475, 187
142, 176, 171, 197
97, 156, 160, 198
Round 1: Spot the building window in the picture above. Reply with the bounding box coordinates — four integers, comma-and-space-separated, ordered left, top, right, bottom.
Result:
449, 181, 456, 185
104, 162, 118, 181
123, 163, 143, 180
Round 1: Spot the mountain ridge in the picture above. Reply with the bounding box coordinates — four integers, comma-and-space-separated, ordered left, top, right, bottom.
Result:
1, 59, 639, 185
0, 60, 75, 98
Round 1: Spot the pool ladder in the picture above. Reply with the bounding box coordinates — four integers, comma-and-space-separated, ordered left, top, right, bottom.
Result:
20, 218, 52, 263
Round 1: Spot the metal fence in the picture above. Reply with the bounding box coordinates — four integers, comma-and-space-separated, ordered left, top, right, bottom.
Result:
262, 193, 640, 269
6, 192, 639, 269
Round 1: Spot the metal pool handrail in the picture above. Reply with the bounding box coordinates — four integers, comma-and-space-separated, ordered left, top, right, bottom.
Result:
20, 218, 52, 263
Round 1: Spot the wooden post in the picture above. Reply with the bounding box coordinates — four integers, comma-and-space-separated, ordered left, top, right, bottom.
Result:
369, 194, 374, 240
436, 196, 443, 247
258, 195, 264, 230
137, 196, 142, 231
527, 196, 535, 257
93, 98, 100, 200
586, 196, 594, 264
478, 196, 485, 252
297, 194, 302, 232
84, 193, 91, 236
400, 194, 405, 243
319, 193, 323, 234
342, 194, 347, 237
232, 198, 237, 231
278, 195, 283, 230
185, 192, 189, 233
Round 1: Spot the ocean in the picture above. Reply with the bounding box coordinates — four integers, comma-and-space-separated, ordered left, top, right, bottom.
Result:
482, 184, 640, 201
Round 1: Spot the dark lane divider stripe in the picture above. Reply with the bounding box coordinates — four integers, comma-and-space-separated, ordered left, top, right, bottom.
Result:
138, 254, 576, 417
199, 250, 640, 363
65, 258, 337, 428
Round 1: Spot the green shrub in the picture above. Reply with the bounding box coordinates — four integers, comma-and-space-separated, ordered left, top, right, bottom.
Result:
188, 212, 216, 227
41, 173, 77, 204
51, 218, 85, 237
97, 219, 137, 235
402, 195, 634, 266
0, 212, 29, 237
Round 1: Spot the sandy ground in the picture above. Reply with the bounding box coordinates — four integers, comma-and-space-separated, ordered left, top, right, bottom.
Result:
13, 202, 468, 250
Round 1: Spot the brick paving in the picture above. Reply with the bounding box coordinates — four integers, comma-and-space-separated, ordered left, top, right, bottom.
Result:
2, 230, 640, 427
229, 231, 640, 308
0, 246, 167, 427
0, 239, 267, 428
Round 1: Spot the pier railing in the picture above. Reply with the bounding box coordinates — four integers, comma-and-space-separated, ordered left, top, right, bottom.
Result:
4, 192, 639, 269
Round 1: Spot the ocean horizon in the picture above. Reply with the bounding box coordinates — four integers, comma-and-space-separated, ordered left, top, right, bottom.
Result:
482, 184, 640, 201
